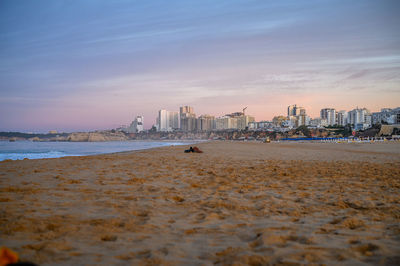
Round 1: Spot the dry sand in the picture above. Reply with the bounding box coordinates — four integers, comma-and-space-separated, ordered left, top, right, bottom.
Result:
0, 141, 399, 265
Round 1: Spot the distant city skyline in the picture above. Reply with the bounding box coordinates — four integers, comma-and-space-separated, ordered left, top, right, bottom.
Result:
1, 0, 399, 132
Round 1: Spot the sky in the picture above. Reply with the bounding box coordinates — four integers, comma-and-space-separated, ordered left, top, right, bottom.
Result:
0, 0, 399, 132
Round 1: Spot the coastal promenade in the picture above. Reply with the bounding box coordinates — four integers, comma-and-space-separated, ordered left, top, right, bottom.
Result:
1, 142, 399, 265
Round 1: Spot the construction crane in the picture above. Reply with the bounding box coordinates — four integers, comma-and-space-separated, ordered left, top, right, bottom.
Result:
242, 107, 247, 116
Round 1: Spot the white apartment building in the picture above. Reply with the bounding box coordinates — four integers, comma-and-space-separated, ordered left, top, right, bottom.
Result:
215, 112, 255, 130
337, 111, 348, 126
127, 115, 144, 133
297, 114, 310, 127
348, 107, 371, 130
372, 107, 400, 125
158, 110, 179, 132
248, 121, 274, 130
309, 118, 328, 128
320, 108, 336, 126
216, 116, 238, 130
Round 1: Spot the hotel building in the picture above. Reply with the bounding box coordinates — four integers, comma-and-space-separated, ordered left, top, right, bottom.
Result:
158, 110, 179, 132
180, 106, 196, 131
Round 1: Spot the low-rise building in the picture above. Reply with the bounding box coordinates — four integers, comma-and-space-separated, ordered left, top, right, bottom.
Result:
372, 107, 400, 125
272, 116, 287, 127
309, 118, 328, 128
248, 121, 274, 130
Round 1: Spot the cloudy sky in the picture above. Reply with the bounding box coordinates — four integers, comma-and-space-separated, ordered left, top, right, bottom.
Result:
0, 0, 399, 132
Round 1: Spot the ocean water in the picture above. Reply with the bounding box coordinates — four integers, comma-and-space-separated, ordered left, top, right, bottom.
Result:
0, 140, 196, 161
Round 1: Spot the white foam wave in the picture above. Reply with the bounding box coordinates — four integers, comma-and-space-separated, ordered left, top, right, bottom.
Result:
0, 151, 81, 161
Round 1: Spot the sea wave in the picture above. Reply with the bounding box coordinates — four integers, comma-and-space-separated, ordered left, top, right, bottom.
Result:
0, 151, 82, 161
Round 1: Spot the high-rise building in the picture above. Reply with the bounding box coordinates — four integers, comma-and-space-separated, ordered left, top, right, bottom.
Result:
180, 106, 194, 114
297, 114, 309, 127
180, 106, 196, 131
287, 105, 307, 127
196, 115, 216, 131
288, 104, 305, 117
216, 112, 255, 130
237, 115, 255, 129
158, 110, 179, 132
348, 107, 371, 130
216, 116, 237, 130
287, 104, 297, 117
127, 115, 144, 133
337, 111, 348, 126
320, 108, 336, 126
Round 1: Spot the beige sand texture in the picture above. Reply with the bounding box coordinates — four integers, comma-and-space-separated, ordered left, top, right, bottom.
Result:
1, 141, 400, 265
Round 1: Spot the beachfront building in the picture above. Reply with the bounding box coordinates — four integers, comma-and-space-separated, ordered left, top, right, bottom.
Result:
248, 121, 274, 131
372, 107, 400, 125
337, 111, 348, 126
287, 104, 307, 127
320, 108, 336, 126
348, 107, 372, 130
127, 115, 144, 133
237, 115, 255, 129
216, 116, 237, 130
215, 111, 255, 130
158, 110, 179, 132
196, 115, 216, 131
297, 114, 310, 127
309, 118, 328, 128
180, 106, 196, 131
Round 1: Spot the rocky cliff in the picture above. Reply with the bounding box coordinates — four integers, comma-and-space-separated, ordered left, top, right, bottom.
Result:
67, 131, 129, 142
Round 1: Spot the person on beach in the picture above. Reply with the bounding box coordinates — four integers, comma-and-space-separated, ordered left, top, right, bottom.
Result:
192, 146, 203, 153
184, 147, 194, 153
184, 146, 203, 153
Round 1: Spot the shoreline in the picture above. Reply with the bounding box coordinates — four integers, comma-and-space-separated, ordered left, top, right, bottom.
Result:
1, 142, 399, 265
0, 140, 207, 162
1, 138, 399, 162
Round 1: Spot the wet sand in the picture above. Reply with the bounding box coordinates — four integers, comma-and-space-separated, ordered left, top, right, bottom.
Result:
1, 141, 400, 265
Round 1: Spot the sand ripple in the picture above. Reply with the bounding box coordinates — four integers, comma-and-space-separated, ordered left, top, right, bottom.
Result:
1, 142, 400, 265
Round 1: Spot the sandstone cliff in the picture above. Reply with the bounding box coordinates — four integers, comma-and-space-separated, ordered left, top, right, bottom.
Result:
67, 131, 129, 142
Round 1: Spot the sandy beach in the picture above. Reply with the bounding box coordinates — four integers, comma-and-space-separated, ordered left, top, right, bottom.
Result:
1, 141, 399, 265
